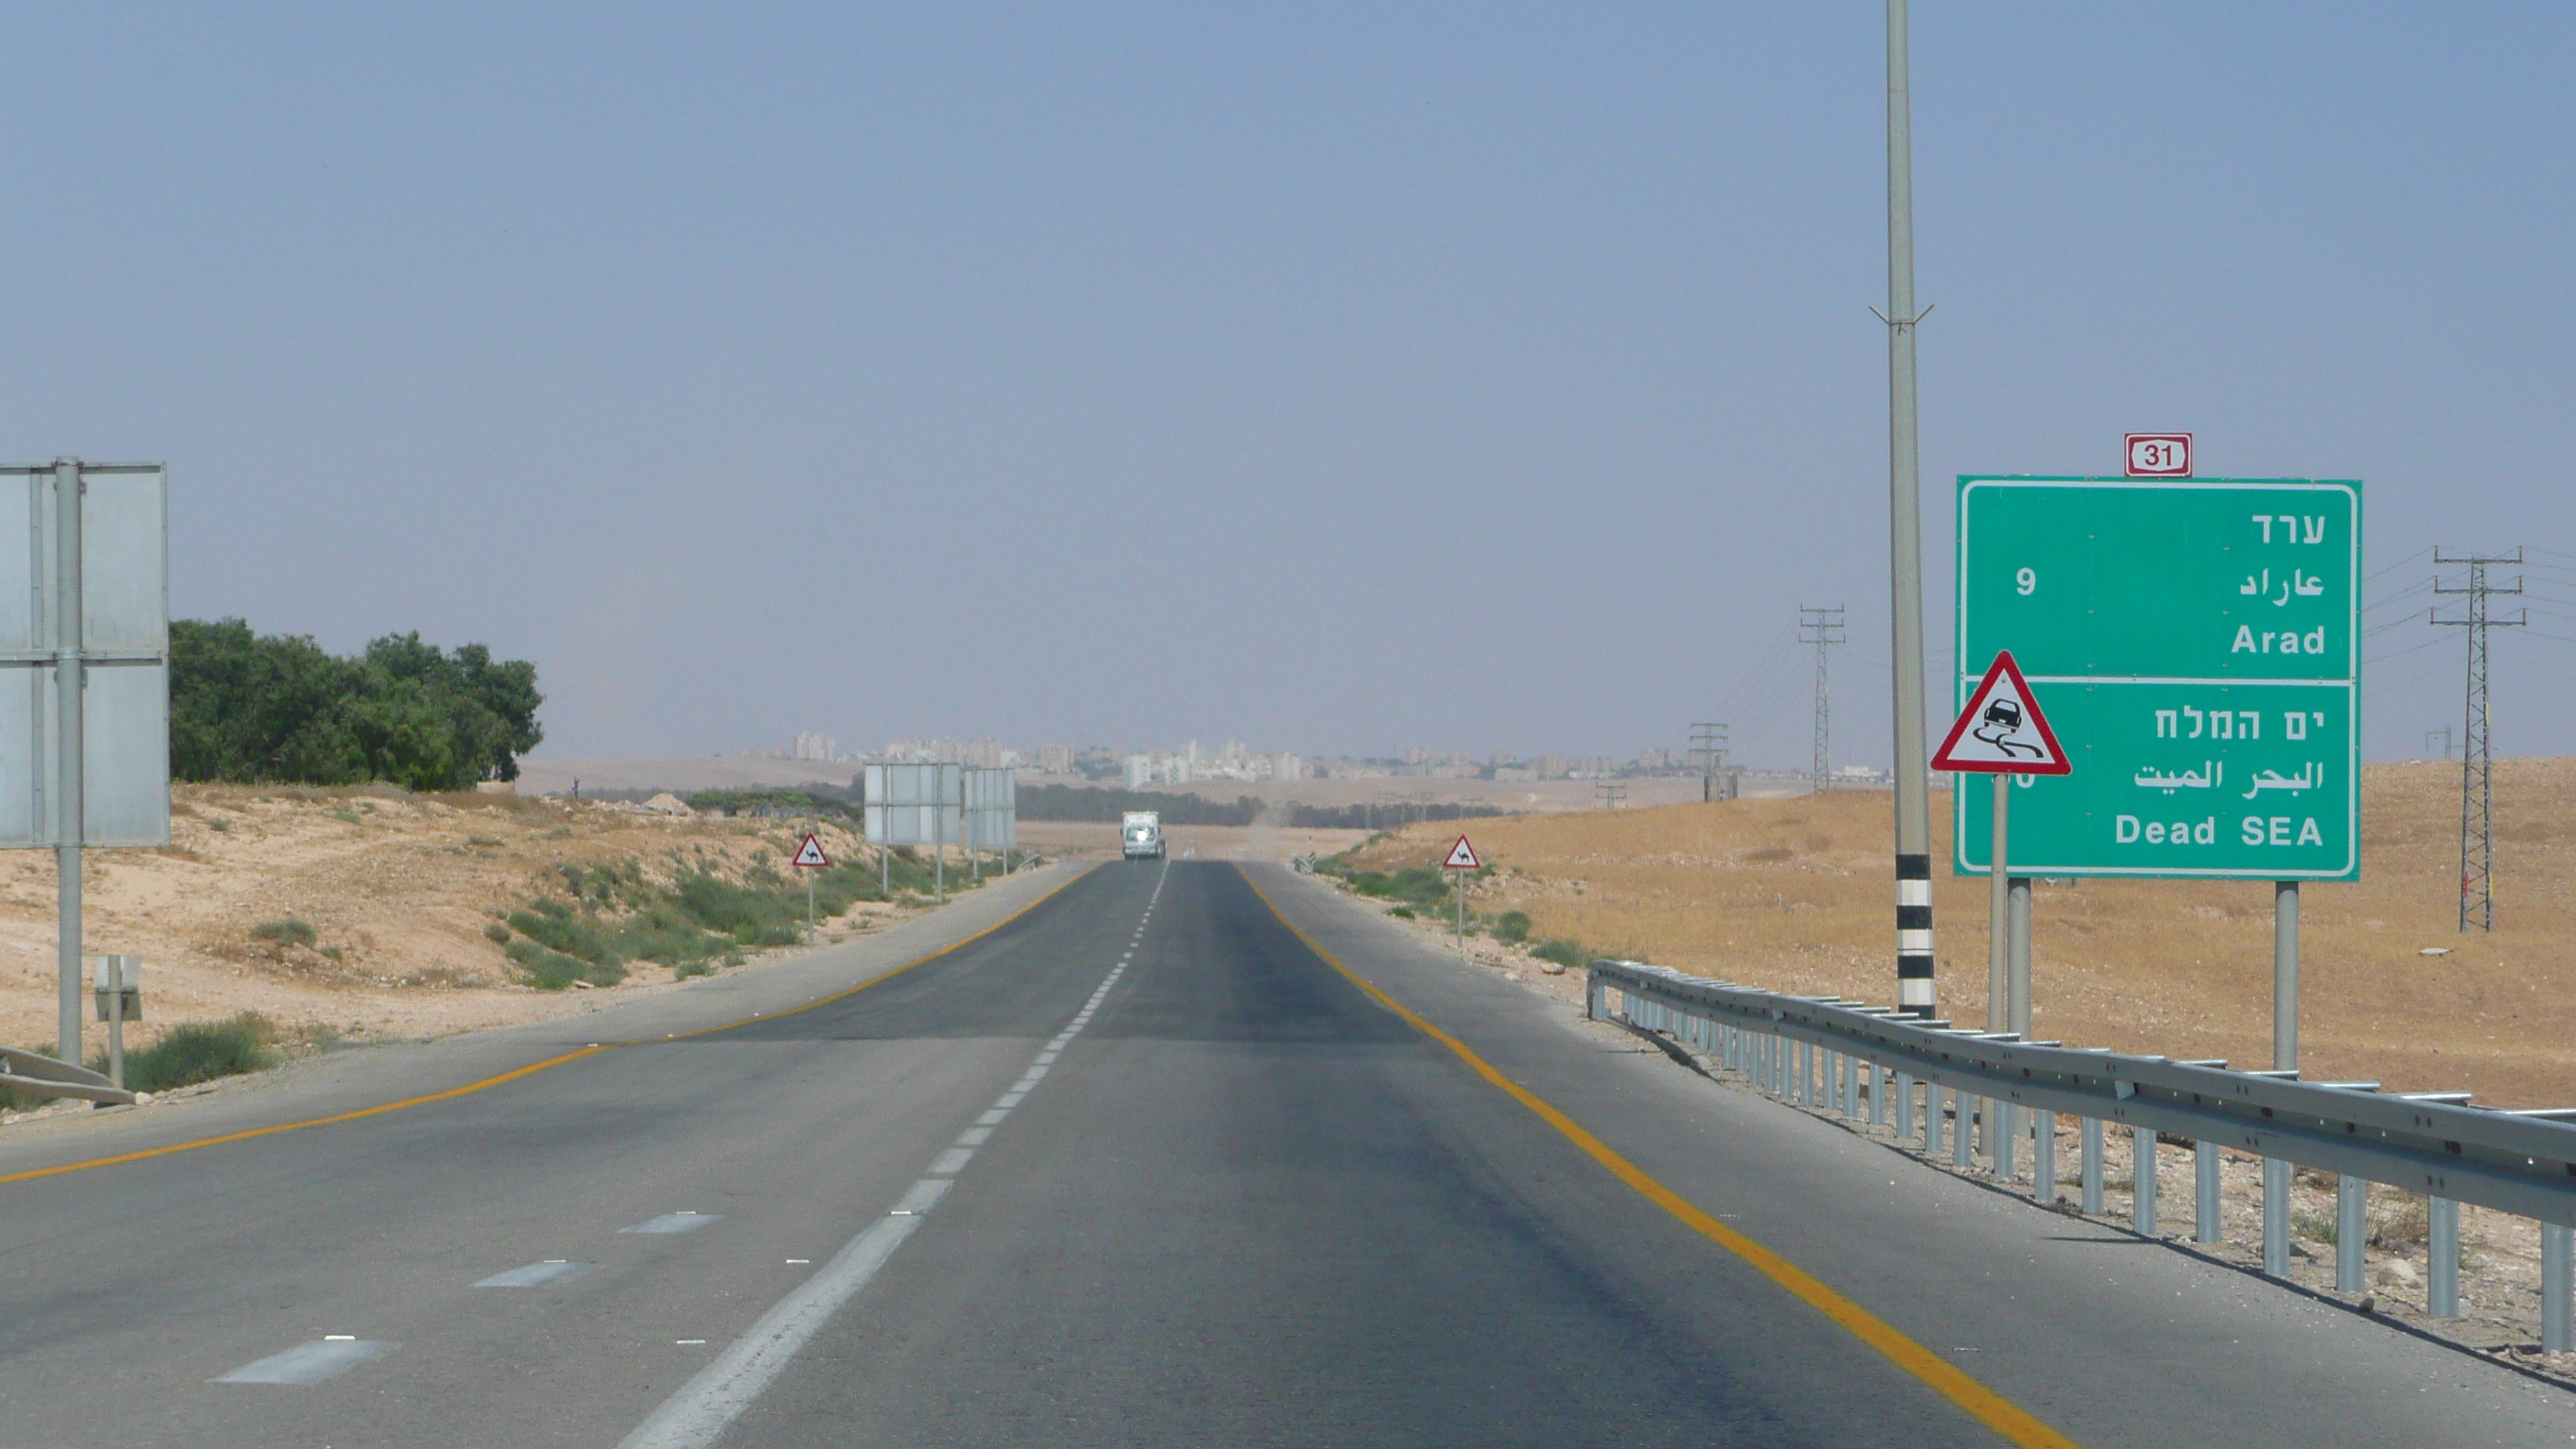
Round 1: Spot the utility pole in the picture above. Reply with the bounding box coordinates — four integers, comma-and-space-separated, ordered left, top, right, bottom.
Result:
1595, 781, 1626, 812
1800, 605, 1845, 793
2433, 550, 2525, 931
1877, 0, 1936, 1019
1689, 722, 1728, 802
2424, 726, 2452, 762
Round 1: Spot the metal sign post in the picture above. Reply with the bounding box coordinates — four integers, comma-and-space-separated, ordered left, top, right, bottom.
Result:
0, 462, 171, 1073
863, 764, 962, 906
1931, 649, 2070, 1040
1442, 835, 1481, 956
1955, 475, 2360, 1070
790, 833, 830, 927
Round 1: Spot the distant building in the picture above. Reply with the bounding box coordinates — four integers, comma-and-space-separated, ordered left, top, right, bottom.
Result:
793, 732, 837, 762
1537, 752, 1569, 780
1038, 743, 1075, 774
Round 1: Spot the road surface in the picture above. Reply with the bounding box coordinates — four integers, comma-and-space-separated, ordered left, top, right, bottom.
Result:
0, 860, 2567, 1447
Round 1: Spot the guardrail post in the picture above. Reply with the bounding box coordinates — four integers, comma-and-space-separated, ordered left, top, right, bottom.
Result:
1896, 1071, 1914, 1139
2081, 1118, 2103, 1214
1862, 1061, 1879, 1125
2544, 1221, 2571, 1354
2194, 1141, 2221, 1244
1924, 1081, 1941, 1154
1952, 1094, 1973, 1168
2334, 1176, 2366, 1293
2033, 1108, 2055, 1202
2133, 1125, 2158, 1235
2427, 1197, 2460, 1317
1821, 1049, 1838, 1109
2262, 1159, 2290, 1276
1995, 1101, 2016, 1181
1585, 976, 1601, 1020
1796, 1040, 1812, 1106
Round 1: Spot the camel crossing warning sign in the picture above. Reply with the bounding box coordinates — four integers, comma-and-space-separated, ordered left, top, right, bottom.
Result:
791, 834, 831, 868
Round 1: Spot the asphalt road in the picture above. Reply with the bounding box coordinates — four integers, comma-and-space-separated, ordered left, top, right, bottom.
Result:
0, 859, 2568, 1447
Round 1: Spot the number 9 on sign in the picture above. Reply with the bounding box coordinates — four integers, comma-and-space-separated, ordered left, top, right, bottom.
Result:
2015, 567, 2036, 596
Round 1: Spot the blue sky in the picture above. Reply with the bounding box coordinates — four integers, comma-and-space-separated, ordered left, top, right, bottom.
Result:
5, 5, 2571, 769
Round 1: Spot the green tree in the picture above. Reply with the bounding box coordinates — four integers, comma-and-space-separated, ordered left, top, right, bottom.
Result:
170, 619, 543, 788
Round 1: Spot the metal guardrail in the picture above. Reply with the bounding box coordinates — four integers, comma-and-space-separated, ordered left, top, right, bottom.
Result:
0, 1043, 135, 1105
1587, 958, 2575, 1355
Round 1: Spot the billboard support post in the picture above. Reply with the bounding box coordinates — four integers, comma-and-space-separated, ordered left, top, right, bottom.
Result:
53, 460, 81, 1066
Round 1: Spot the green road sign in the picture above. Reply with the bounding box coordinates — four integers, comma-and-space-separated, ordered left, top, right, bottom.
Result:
1953, 477, 2361, 881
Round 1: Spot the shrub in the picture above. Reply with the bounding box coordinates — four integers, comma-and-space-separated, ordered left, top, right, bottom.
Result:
1532, 940, 1588, 971
506, 900, 621, 965
250, 919, 317, 949
115, 1013, 273, 1092
1389, 906, 1416, 919
505, 940, 624, 989
1494, 910, 1532, 944
482, 923, 510, 944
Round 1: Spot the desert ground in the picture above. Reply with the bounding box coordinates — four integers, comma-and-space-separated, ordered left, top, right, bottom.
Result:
0, 786, 949, 1063
1341, 758, 2576, 1109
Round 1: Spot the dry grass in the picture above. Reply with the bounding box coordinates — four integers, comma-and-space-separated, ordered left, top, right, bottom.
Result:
1351, 759, 2576, 1108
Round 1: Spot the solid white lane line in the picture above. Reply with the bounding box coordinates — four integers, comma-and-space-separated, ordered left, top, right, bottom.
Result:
618, 922, 1147, 1447
475, 1260, 594, 1287
621, 1213, 721, 1235
213, 1339, 398, 1386
615, 1219, 923, 1448
892, 1178, 953, 1215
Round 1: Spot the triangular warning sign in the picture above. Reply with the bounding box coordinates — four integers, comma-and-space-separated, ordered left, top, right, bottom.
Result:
1931, 650, 2071, 776
1442, 835, 1482, 870
791, 833, 831, 868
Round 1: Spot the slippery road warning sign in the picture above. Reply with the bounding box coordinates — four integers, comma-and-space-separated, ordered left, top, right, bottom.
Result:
1932, 651, 2070, 776
1442, 835, 1481, 871
791, 834, 831, 868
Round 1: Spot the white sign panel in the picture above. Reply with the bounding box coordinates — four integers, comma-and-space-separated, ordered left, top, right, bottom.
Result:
962, 766, 1016, 851
863, 762, 961, 847
0, 465, 170, 848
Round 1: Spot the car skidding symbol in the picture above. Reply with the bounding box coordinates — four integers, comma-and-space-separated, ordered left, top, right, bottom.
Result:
1971, 697, 2045, 759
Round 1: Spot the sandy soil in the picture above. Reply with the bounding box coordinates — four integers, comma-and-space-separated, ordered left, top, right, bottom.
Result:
1341, 759, 2576, 1110
0, 786, 952, 1060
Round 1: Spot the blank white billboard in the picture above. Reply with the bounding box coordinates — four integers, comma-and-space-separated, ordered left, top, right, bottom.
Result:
0, 465, 170, 848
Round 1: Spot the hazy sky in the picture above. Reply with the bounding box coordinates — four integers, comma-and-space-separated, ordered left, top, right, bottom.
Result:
8, 5, 2574, 770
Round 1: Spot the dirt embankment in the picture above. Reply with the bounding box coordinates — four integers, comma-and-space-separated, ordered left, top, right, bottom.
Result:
1343, 759, 2576, 1108
0, 786, 923, 1059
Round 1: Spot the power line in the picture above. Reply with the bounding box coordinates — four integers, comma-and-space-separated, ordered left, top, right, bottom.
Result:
2431, 549, 2526, 932
1798, 605, 1845, 792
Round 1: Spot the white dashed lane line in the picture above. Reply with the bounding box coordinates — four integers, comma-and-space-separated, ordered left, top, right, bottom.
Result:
622, 1212, 721, 1235
615, 865, 1161, 1449
213, 1339, 398, 1386
476, 1260, 594, 1287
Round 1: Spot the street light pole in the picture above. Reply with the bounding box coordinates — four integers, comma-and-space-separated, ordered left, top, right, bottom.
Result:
1882, 0, 1936, 1017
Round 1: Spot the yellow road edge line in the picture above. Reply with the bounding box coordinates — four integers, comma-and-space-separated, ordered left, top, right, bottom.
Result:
1238, 865, 2081, 1449
0, 865, 1092, 1189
